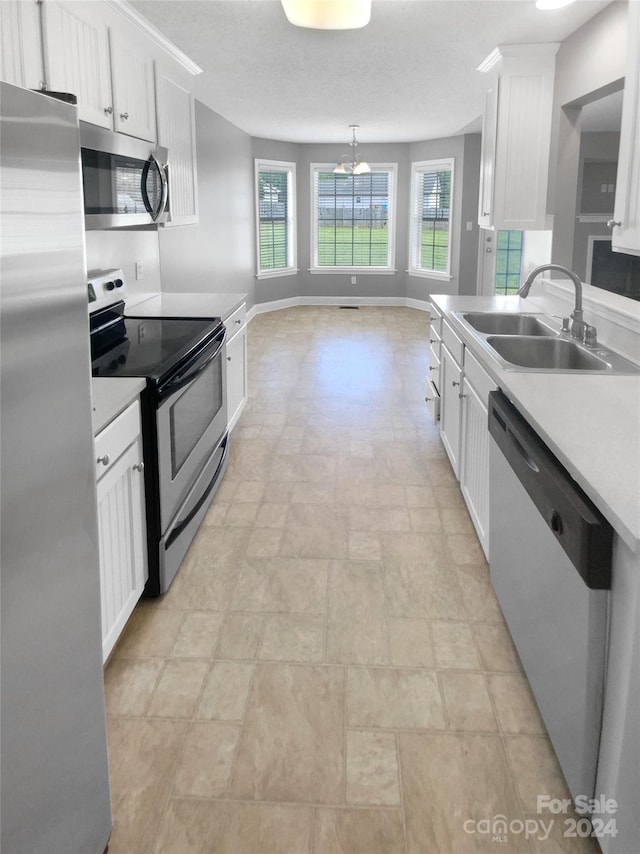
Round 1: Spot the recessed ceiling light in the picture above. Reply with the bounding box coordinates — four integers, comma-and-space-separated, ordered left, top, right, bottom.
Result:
536, 0, 576, 10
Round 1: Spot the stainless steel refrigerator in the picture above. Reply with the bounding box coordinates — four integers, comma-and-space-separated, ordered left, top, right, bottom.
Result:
1, 82, 112, 852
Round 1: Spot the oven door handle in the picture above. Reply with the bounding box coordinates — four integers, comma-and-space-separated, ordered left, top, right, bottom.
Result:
157, 326, 226, 403
165, 433, 229, 549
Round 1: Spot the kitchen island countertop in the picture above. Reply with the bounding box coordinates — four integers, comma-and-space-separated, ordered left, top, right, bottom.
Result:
430, 294, 640, 550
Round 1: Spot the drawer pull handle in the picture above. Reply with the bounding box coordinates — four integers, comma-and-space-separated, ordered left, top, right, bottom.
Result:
133, 462, 144, 472
97, 454, 110, 467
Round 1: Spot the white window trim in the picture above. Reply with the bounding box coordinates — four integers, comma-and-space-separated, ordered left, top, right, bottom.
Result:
255, 158, 297, 278
310, 162, 398, 274
408, 157, 454, 279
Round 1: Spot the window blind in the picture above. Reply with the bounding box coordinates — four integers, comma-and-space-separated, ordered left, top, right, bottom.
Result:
256, 161, 295, 274
313, 168, 395, 269
409, 160, 454, 276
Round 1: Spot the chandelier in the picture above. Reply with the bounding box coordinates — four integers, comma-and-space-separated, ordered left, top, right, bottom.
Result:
280, 0, 371, 30
333, 125, 371, 175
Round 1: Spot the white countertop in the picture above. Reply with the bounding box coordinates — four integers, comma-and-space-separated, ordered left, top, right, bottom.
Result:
127, 292, 247, 321
92, 377, 146, 436
431, 294, 640, 550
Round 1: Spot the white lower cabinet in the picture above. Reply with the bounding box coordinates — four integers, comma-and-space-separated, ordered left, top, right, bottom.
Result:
95, 400, 147, 662
225, 303, 248, 431
438, 317, 497, 559
439, 343, 463, 478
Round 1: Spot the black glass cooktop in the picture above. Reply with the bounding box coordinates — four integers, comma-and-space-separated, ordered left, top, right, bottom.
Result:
91, 311, 222, 383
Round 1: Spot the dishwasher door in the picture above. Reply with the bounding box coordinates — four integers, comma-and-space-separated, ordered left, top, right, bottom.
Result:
488, 390, 613, 802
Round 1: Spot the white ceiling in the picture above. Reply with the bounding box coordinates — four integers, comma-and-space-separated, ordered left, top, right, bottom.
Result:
132, 0, 613, 143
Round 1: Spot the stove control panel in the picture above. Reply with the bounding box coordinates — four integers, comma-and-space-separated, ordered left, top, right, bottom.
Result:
87, 269, 126, 309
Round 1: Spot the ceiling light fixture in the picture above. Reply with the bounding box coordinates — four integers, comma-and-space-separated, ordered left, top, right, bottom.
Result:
535, 0, 576, 9
333, 125, 371, 175
280, 0, 371, 30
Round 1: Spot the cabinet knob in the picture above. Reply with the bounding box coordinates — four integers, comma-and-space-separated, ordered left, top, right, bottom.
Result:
429, 366, 437, 372
97, 454, 110, 466
606, 219, 622, 229
458, 393, 466, 399
104, 106, 113, 115
133, 462, 144, 472
235, 319, 242, 324
482, 210, 490, 216
425, 396, 432, 403
429, 338, 437, 344
452, 380, 460, 387
226, 355, 232, 361
120, 112, 129, 120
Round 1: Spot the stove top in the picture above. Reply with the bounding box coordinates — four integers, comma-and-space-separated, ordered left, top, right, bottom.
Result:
88, 271, 223, 385
91, 313, 223, 383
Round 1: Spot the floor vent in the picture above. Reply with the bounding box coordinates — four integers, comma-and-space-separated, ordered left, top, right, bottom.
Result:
339, 305, 360, 309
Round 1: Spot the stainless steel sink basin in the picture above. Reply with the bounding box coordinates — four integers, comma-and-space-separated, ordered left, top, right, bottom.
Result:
462, 312, 556, 336
486, 336, 610, 371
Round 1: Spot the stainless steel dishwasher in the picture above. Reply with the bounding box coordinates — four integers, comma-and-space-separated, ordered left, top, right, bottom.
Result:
488, 390, 613, 802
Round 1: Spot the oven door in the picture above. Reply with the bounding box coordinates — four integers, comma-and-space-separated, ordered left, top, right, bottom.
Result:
155, 325, 227, 533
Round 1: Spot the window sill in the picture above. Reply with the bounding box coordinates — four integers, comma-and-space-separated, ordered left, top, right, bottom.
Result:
256, 268, 299, 280
309, 267, 398, 275
407, 269, 453, 281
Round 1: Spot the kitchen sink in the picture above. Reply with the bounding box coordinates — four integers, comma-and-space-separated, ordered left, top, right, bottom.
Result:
485, 336, 610, 371
461, 312, 556, 336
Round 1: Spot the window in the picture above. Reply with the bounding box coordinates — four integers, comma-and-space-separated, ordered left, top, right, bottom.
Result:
311, 164, 397, 271
409, 159, 454, 278
495, 230, 523, 294
255, 159, 296, 277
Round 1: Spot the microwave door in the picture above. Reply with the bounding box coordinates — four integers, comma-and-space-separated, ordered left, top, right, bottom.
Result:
142, 155, 168, 222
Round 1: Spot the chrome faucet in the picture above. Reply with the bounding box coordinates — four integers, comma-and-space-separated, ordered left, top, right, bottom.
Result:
517, 264, 597, 346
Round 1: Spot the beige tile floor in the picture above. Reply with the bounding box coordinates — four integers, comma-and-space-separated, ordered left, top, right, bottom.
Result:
104, 306, 600, 854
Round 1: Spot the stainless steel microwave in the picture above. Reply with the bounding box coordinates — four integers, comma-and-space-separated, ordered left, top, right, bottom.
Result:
80, 124, 170, 229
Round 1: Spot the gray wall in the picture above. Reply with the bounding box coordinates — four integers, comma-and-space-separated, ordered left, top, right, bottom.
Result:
252, 134, 481, 306
548, 1, 627, 270
158, 100, 256, 304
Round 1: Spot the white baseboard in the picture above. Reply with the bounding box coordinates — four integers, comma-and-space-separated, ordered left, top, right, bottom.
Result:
249, 295, 431, 320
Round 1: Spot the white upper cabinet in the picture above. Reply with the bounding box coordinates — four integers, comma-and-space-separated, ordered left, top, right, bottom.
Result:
156, 71, 198, 224
110, 28, 157, 142
42, 1, 157, 141
41, 0, 113, 129
478, 44, 559, 231
612, 0, 640, 257
0, 0, 44, 90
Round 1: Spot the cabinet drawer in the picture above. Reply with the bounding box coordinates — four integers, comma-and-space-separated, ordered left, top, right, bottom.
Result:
425, 377, 440, 423
428, 341, 441, 386
442, 318, 464, 365
429, 306, 443, 337
464, 348, 497, 406
225, 302, 246, 333
95, 399, 140, 479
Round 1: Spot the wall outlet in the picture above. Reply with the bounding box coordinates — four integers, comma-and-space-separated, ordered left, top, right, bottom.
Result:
466, 221, 473, 232
135, 261, 144, 280
351, 275, 357, 285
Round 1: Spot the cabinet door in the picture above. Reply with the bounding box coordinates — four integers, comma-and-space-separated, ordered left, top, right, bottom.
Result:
110, 29, 157, 142
157, 72, 198, 224
439, 343, 463, 479
225, 326, 247, 432
96, 435, 146, 662
460, 378, 491, 558
612, 0, 640, 257
478, 85, 498, 229
41, 0, 113, 129
0, 0, 43, 90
